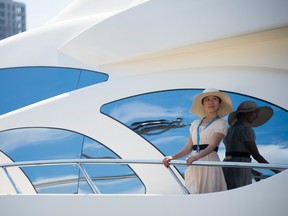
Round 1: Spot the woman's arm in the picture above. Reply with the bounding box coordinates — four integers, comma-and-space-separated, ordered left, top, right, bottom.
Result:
162, 134, 193, 168
244, 141, 280, 174
172, 134, 193, 159
186, 132, 224, 165
244, 140, 269, 164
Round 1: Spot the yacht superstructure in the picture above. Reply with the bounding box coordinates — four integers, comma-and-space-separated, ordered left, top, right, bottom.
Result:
0, 0, 288, 215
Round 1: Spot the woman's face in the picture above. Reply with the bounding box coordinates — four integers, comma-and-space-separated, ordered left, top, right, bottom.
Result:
202, 96, 221, 114
246, 110, 260, 123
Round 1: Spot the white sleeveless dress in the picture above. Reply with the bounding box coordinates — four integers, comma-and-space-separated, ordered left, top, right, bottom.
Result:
184, 119, 228, 194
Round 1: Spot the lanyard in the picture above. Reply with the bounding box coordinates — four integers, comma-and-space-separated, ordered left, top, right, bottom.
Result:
196, 115, 219, 152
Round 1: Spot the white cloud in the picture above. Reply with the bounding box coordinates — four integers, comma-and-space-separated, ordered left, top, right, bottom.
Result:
256, 144, 288, 164
0, 128, 74, 152
152, 135, 187, 146
83, 139, 103, 151
218, 143, 288, 165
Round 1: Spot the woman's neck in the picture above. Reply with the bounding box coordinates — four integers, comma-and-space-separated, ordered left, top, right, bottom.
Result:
205, 113, 218, 120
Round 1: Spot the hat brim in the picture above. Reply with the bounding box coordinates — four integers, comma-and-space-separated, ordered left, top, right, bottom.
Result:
190, 91, 233, 118
228, 106, 273, 127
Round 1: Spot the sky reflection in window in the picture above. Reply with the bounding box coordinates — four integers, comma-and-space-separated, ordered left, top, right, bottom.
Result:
0, 67, 108, 115
0, 128, 144, 194
101, 89, 288, 175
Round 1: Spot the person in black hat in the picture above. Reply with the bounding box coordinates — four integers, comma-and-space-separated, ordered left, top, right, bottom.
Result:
223, 100, 276, 190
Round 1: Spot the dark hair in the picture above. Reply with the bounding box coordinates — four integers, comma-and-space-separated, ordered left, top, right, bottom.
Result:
201, 96, 222, 105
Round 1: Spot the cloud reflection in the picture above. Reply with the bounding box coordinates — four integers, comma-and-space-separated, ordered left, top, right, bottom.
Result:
0, 128, 74, 152
257, 144, 288, 164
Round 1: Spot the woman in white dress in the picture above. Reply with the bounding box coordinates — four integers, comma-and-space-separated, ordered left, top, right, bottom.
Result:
162, 88, 233, 194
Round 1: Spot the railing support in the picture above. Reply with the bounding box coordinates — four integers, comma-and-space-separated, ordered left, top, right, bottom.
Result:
77, 163, 101, 194
2, 167, 22, 194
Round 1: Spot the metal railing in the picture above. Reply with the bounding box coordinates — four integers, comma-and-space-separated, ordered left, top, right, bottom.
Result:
1, 159, 287, 194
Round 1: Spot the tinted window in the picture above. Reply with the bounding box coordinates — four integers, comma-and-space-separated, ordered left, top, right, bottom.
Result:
0, 67, 108, 115
101, 89, 288, 177
0, 128, 144, 194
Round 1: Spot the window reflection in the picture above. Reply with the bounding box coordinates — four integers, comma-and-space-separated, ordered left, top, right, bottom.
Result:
131, 118, 189, 135
0, 67, 108, 115
0, 128, 144, 194
80, 136, 145, 194
101, 89, 288, 178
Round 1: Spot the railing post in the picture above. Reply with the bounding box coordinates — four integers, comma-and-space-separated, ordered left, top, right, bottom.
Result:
77, 163, 101, 194
2, 167, 22, 194
167, 166, 189, 194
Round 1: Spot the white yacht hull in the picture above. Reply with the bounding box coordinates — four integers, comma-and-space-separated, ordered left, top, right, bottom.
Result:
0, 0, 287, 215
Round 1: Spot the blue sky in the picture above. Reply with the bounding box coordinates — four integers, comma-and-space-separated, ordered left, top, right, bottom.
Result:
19, 0, 74, 30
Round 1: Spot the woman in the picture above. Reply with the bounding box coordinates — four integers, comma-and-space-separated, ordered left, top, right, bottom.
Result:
162, 88, 233, 194
223, 100, 275, 190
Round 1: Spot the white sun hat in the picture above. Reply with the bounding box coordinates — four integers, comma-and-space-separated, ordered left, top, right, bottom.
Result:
190, 88, 233, 118
228, 100, 273, 127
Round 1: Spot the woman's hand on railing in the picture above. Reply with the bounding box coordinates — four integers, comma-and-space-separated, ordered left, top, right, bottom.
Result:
185, 155, 198, 166
162, 156, 173, 168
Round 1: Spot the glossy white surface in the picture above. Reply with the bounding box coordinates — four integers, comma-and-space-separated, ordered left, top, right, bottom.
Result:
0, 0, 287, 215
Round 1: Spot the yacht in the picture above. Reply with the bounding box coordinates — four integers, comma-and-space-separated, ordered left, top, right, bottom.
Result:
0, 0, 288, 215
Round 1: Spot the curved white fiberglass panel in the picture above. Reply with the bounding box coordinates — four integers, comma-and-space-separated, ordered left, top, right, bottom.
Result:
59, 0, 288, 67
0, 151, 36, 194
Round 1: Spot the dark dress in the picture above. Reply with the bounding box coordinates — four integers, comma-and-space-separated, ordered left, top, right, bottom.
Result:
223, 121, 254, 189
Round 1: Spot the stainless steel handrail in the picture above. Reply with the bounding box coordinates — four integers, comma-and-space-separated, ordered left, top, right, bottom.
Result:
1, 159, 287, 194
1, 159, 288, 170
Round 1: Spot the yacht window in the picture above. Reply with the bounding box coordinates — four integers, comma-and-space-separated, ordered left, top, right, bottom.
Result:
0, 128, 144, 194
101, 89, 288, 180
0, 67, 108, 115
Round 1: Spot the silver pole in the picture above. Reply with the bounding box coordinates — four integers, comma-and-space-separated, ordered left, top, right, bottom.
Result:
1, 159, 287, 170
77, 164, 101, 194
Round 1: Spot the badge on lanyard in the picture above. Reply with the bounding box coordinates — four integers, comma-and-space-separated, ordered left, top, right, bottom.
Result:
196, 116, 219, 152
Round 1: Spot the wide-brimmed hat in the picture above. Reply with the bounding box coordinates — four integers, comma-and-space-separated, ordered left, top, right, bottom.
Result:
228, 101, 273, 127
190, 88, 233, 118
